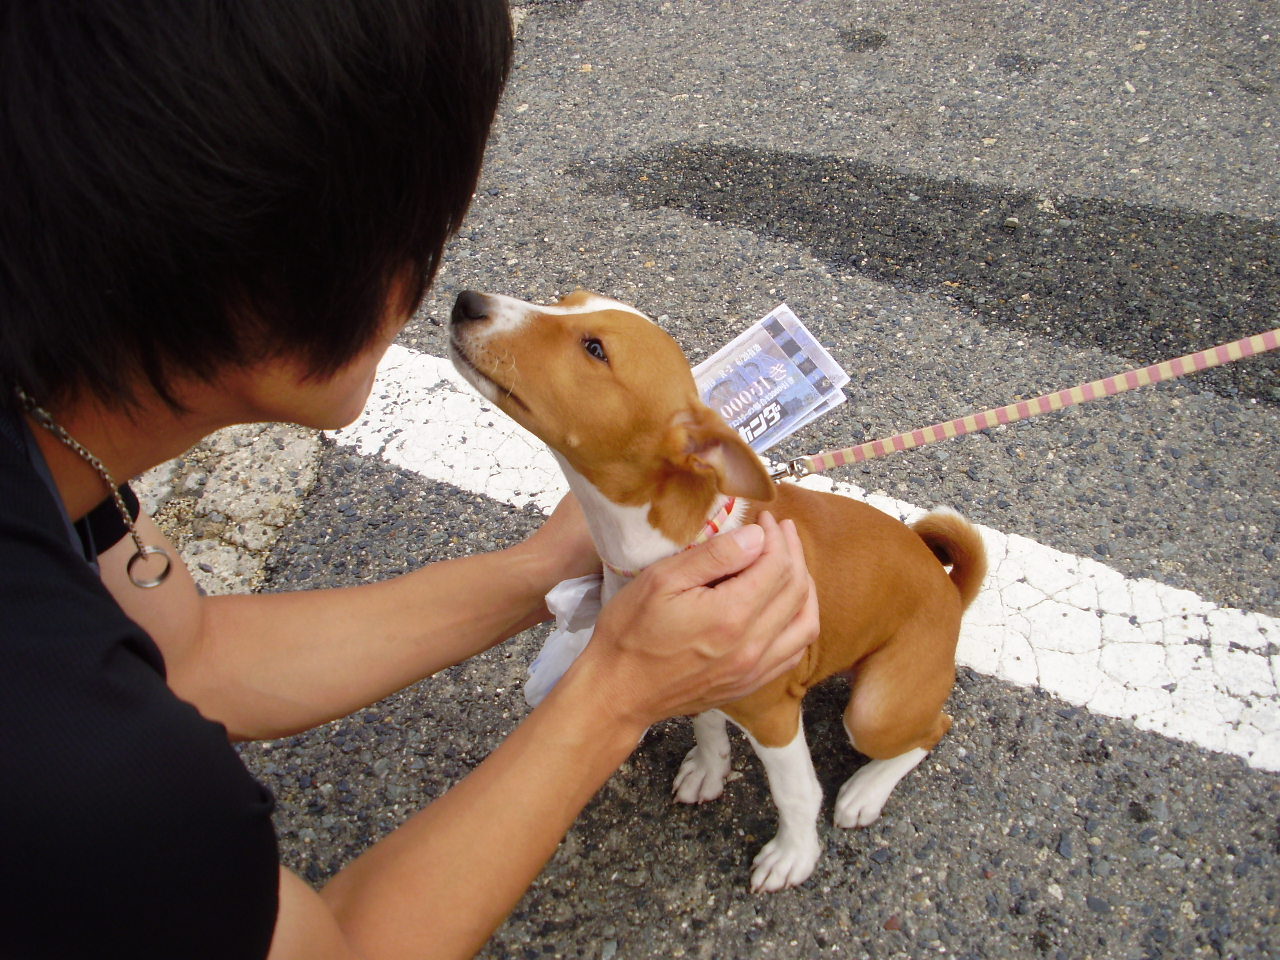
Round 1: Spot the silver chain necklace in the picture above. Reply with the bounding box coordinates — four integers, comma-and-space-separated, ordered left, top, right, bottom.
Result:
15, 387, 172, 588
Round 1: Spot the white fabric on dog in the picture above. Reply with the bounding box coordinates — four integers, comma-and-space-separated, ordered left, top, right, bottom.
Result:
525, 574, 603, 707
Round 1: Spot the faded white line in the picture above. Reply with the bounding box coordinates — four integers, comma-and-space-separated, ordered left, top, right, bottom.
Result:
333, 344, 1280, 772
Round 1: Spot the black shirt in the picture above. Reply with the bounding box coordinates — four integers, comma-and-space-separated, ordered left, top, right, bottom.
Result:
0, 405, 279, 958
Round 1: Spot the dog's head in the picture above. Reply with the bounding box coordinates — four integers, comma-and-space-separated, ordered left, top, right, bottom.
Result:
449, 290, 774, 541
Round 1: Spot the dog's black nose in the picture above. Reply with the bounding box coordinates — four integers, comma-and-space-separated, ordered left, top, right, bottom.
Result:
452, 290, 490, 324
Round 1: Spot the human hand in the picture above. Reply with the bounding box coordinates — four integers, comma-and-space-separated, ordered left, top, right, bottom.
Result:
572, 512, 819, 728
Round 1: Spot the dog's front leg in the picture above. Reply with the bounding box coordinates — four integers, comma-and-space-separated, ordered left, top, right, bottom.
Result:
673, 710, 732, 803
745, 723, 823, 892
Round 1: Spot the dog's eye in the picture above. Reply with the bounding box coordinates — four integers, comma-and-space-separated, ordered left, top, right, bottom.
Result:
583, 337, 608, 363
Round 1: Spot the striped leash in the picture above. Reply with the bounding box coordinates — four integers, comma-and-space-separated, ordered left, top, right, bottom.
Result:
769, 327, 1280, 481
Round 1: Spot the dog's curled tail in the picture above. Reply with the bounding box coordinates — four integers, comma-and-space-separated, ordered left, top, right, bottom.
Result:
911, 508, 988, 610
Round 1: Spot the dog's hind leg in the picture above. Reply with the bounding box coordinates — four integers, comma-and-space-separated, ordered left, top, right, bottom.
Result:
834, 744, 933, 829
674, 710, 733, 804
834, 620, 956, 830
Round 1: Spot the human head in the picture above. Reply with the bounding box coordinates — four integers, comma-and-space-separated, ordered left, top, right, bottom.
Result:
0, 0, 513, 414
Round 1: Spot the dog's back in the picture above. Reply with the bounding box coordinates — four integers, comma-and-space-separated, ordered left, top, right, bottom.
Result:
745, 482, 986, 693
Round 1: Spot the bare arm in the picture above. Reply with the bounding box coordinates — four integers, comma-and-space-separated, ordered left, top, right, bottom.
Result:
298, 513, 818, 960
264, 665, 646, 960
105, 502, 817, 959
99, 497, 599, 740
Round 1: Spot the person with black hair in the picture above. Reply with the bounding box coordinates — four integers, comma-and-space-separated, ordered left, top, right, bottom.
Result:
0, 2, 818, 957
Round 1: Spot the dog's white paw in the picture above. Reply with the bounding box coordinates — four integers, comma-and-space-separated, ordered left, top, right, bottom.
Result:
750, 831, 821, 893
673, 745, 730, 804
833, 769, 890, 828
834, 750, 928, 830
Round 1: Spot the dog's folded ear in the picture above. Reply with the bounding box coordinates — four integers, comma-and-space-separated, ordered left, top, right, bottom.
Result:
667, 407, 777, 502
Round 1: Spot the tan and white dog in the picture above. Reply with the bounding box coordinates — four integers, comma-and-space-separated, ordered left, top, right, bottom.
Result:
449, 290, 987, 892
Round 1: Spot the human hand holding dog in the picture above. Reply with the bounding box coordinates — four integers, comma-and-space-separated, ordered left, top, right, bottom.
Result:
573, 511, 819, 728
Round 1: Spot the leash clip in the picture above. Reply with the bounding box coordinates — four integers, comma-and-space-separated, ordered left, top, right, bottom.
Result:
769, 458, 812, 482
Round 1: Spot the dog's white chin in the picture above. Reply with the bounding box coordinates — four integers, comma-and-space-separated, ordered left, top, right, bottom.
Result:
448, 340, 502, 404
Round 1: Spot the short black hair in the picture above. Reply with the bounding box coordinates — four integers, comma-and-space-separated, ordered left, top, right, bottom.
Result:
1, 0, 512, 412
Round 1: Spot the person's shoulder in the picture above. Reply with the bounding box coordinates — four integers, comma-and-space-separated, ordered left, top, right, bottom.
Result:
0, 434, 280, 956
0, 430, 147, 649
0, 421, 70, 548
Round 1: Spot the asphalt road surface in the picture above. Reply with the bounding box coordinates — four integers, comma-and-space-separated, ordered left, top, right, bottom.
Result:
229, 2, 1279, 957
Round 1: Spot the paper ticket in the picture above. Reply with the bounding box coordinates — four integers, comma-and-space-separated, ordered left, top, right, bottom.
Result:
693, 305, 849, 453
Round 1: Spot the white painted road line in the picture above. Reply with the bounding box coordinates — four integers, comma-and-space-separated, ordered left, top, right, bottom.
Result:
333, 344, 1280, 772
